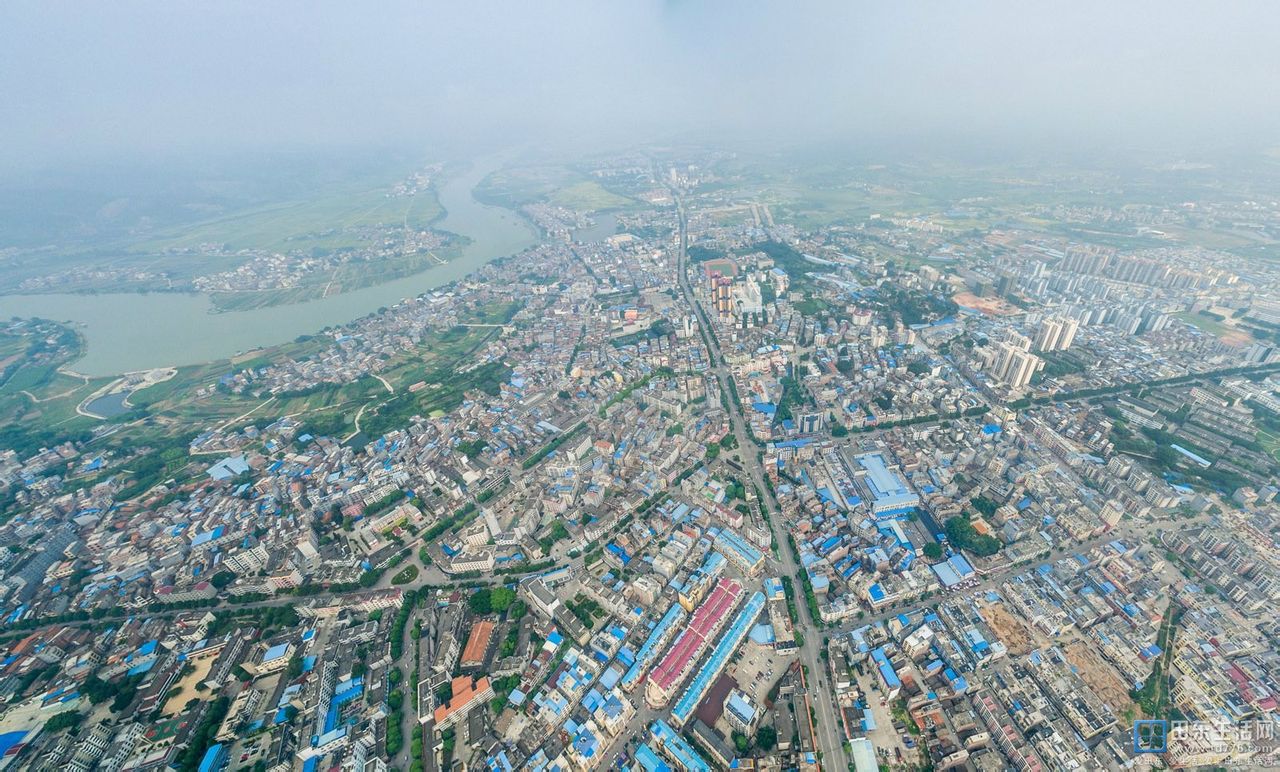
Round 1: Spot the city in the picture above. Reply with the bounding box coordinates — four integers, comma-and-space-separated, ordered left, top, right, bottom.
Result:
0, 148, 1279, 770
1, 3, 1280, 772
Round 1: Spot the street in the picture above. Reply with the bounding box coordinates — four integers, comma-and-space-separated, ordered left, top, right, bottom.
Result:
672, 190, 850, 771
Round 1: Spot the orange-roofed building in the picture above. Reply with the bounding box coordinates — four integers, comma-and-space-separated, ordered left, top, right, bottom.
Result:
460, 620, 494, 670
430, 675, 493, 729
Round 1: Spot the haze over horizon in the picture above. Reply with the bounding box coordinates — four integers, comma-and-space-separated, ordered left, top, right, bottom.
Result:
3, 0, 1280, 171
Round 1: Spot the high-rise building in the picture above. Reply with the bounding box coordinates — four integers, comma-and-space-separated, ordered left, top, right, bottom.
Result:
987, 342, 1043, 389
1057, 317, 1079, 350
1034, 318, 1063, 352
1034, 316, 1079, 352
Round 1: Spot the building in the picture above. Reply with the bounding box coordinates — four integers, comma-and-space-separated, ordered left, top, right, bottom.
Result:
712, 529, 764, 576
986, 342, 1043, 389
254, 642, 293, 675
671, 591, 765, 726
460, 620, 494, 671
853, 452, 919, 516
222, 542, 269, 575
197, 743, 228, 772
647, 578, 743, 707
431, 675, 493, 730
1034, 316, 1078, 352
724, 688, 760, 734
650, 720, 712, 772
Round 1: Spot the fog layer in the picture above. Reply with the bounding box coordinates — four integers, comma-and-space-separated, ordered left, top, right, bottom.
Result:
2, 1, 1278, 167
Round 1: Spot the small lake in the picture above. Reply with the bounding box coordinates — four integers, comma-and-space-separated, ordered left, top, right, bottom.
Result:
0, 154, 537, 377
573, 212, 618, 244
82, 391, 131, 418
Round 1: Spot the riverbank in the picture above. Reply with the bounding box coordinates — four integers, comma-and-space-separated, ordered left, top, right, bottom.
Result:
0, 153, 537, 377
77, 368, 178, 419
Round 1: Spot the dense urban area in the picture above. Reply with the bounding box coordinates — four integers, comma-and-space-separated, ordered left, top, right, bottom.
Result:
2, 147, 1280, 772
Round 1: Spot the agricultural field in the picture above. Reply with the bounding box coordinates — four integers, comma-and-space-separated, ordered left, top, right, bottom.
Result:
547, 180, 636, 212
1255, 428, 1280, 463
477, 164, 639, 212
1174, 310, 1252, 345
133, 178, 443, 255
0, 323, 107, 454
0, 297, 518, 481
0, 155, 446, 297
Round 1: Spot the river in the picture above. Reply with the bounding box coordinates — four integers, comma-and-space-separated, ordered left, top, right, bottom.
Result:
0, 155, 537, 377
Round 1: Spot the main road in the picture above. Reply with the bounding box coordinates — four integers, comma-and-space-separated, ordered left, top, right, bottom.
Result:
671, 192, 850, 770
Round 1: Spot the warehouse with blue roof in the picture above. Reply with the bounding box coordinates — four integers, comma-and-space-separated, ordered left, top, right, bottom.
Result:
931, 554, 976, 589
853, 451, 920, 516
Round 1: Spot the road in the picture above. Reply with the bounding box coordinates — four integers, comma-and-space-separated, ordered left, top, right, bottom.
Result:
821, 512, 1207, 638
393, 605, 422, 770
669, 190, 1213, 769
671, 191, 849, 770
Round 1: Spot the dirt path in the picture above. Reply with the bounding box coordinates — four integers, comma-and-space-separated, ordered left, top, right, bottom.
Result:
216, 396, 277, 430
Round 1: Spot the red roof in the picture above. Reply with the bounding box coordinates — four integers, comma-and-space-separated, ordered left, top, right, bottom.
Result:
649, 577, 742, 692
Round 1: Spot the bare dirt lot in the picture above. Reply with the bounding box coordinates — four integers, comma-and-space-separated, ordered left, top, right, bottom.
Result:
1063, 639, 1135, 718
161, 653, 216, 716
953, 292, 1020, 316
980, 602, 1035, 656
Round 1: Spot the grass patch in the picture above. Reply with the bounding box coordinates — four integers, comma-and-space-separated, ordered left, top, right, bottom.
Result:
391, 565, 419, 585
548, 181, 636, 212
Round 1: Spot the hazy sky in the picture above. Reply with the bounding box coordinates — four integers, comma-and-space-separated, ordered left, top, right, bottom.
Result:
2, 1, 1278, 168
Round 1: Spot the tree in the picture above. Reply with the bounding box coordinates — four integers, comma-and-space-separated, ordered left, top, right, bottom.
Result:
209, 570, 236, 589
732, 730, 751, 756
944, 516, 1002, 557
923, 542, 944, 560
82, 675, 114, 704
468, 588, 493, 615
490, 587, 517, 614
43, 710, 80, 734
109, 675, 142, 712
755, 725, 777, 752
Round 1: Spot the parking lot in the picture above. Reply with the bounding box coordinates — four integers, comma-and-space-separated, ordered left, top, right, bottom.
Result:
851, 663, 919, 768
727, 640, 797, 709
